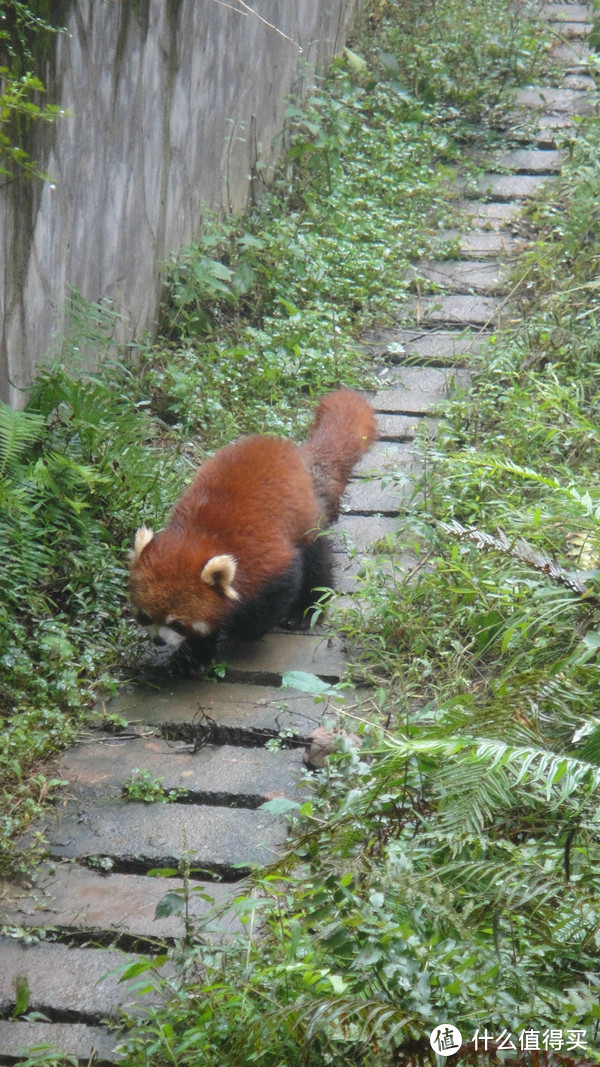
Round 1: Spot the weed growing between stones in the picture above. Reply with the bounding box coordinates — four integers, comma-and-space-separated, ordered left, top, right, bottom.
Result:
122, 768, 187, 805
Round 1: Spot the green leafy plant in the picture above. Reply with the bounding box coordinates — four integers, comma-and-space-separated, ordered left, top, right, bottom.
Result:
0, 2, 67, 179
122, 768, 187, 805
0, 298, 187, 874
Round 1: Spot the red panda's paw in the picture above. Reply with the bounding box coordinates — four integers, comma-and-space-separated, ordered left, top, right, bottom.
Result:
155, 633, 219, 676
280, 609, 314, 632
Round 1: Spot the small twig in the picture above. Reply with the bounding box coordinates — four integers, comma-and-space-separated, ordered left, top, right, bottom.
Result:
235, 0, 302, 51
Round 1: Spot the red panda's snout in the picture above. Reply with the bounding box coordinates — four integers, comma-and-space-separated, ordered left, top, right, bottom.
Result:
131, 607, 211, 649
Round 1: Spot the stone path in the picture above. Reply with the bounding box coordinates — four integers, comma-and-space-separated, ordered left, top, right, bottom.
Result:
0, 5, 597, 1062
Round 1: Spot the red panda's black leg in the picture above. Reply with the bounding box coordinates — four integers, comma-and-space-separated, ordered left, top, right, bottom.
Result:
284, 535, 334, 630
168, 632, 219, 674
226, 555, 305, 640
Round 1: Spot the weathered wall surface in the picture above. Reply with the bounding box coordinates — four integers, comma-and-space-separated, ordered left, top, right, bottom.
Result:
0, 0, 358, 407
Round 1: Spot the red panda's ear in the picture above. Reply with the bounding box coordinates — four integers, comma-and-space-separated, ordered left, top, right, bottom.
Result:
132, 526, 155, 562
201, 554, 239, 600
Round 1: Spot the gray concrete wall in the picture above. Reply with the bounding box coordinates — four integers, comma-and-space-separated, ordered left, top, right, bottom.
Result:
0, 0, 358, 407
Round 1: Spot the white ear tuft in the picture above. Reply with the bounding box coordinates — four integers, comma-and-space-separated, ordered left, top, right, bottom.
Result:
133, 526, 155, 562
201, 554, 239, 600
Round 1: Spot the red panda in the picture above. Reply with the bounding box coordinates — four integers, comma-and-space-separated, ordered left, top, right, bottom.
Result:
129, 388, 377, 665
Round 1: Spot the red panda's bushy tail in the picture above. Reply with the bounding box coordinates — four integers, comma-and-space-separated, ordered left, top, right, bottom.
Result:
301, 388, 378, 525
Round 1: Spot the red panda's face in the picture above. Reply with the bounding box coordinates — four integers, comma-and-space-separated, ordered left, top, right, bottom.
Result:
129, 526, 239, 647
130, 606, 212, 649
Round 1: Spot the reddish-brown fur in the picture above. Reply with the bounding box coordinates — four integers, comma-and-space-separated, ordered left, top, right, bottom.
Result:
301, 388, 378, 523
129, 388, 377, 653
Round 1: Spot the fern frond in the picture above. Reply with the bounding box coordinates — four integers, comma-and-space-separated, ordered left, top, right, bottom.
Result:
475, 737, 600, 802
440, 519, 597, 600
0, 404, 45, 476
438, 856, 564, 913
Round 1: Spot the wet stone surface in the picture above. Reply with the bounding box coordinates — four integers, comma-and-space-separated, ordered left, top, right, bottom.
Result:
465, 173, 554, 200
408, 259, 507, 294
0, 862, 244, 942
408, 292, 505, 327
0, 1022, 119, 1065
0, 938, 165, 1019
57, 735, 306, 805
454, 200, 524, 229
100, 680, 328, 741
540, 4, 592, 22
42, 799, 289, 877
432, 230, 523, 257
372, 365, 472, 410
362, 325, 489, 365
482, 147, 565, 172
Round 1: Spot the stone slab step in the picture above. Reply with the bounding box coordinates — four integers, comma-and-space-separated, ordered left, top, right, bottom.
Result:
343, 469, 407, 514
433, 230, 523, 257
508, 86, 593, 120
532, 113, 584, 135
563, 72, 597, 90
547, 18, 593, 37
334, 514, 405, 554
540, 3, 592, 22
41, 799, 288, 876
454, 201, 523, 229
100, 681, 326, 743
466, 173, 553, 201
0, 1020, 118, 1065
512, 85, 596, 114
409, 259, 506, 294
0, 862, 243, 942
355, 438, 434, 474
345, 474, 408, 515
218, 632, 347, 683
363, 327, 488, 365
503, 124, 573, 148
332, 546, 419, 592
0, 937, 162, 1020
139, 631, 348, 685
544, 19, 589, 39
372, 365, 471, 411
376, 412, 436, 440
552, 39, 592, 68
369, 412, 428, 439
57, 736, 305, 806
409, 293, 504, 327
482, 147, 565, 172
